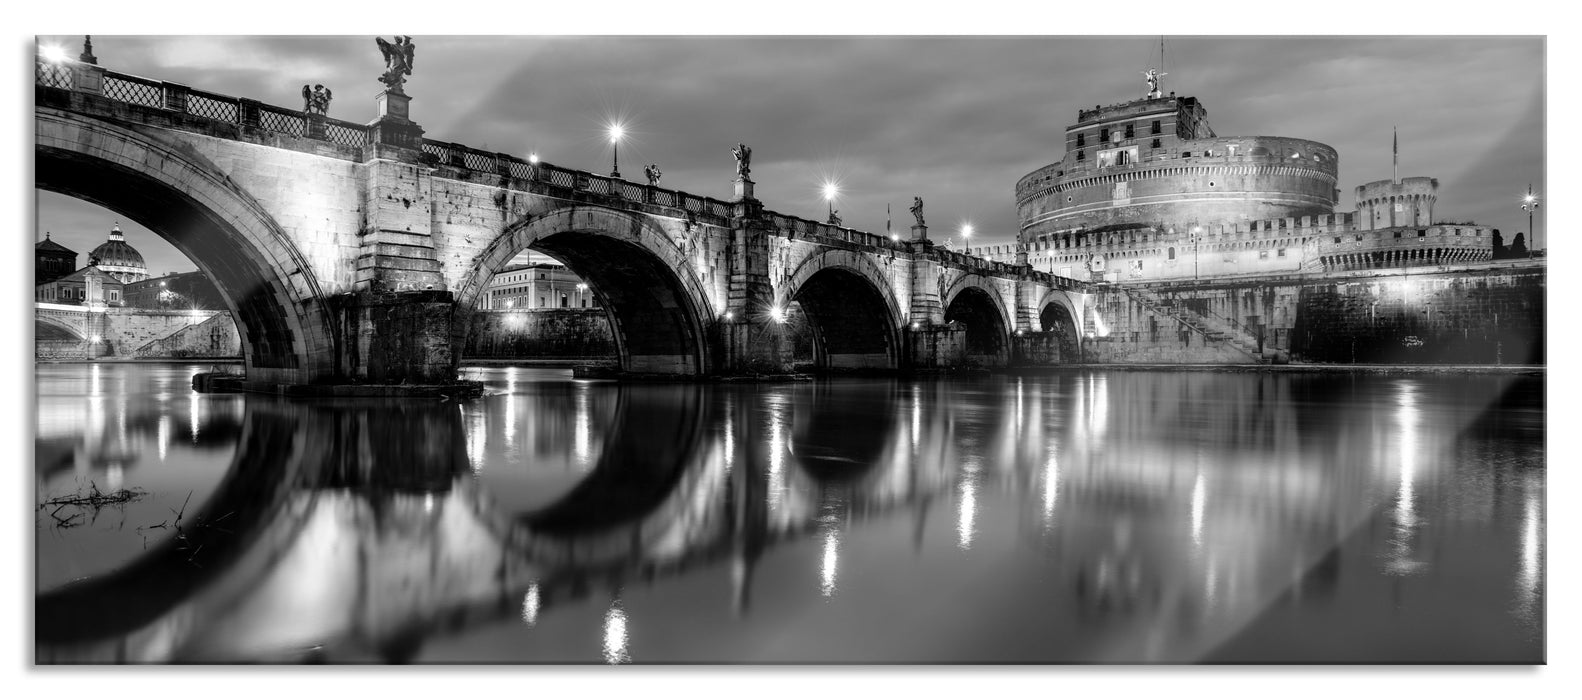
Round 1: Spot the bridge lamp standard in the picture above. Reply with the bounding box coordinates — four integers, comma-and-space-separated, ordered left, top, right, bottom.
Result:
1521, 185, 1540, 258
608, 124, 625, 179
1191, 226, 1202, 280
822, 182, 839, 223
960, 223, 974, 252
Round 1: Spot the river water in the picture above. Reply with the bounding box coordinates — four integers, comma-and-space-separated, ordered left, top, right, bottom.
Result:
34, 363, 1545, 664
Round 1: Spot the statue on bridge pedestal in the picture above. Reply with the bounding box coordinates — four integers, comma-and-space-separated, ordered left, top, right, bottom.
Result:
644, 163, 662, 186
910, 196, 925, 227
828, 209, 842, 226
301, 84, 332, 116
375, 36, 416, 93
732, 143, 752, 180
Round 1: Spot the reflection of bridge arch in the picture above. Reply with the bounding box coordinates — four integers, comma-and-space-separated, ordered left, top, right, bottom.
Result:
455, 207, 716, 375
35, 109, 337, 384
943, 275, 1012, 365
779, 251, 903, 370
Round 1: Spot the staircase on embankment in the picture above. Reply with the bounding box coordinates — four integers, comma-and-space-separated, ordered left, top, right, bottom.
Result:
1116, 285, 1276, 364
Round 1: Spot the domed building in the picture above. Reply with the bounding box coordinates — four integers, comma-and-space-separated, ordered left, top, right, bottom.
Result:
88, 223, 148, 284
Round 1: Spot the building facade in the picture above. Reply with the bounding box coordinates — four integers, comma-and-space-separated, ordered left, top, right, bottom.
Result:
123, 271, 227, 310
36, 235, 77, 284
36, 265, 123, 307
482, 263, 600, 310
991, 88, 1493, 283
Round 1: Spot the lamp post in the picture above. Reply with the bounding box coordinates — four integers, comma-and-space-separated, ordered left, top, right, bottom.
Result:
576, 282, 588, 308
608, 124, 624, 179
1191, 226, 1201, 280
1521, 184, 1540, 258
961, 224, 974, 254
822, 182, 839, 224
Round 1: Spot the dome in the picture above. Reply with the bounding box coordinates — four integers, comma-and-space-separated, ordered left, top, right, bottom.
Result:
89, 223, 148, 284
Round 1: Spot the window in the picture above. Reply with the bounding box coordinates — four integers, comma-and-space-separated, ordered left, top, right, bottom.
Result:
539, 296, 546, 307
1333, 237, 1342, 244
1394, 230, 1402, 238
1151, 120, 1161, 135
1124, 124, 1134, 138
1182, 151, 1192, 158
560, 294, 568, 308
1100, 128, 1109, 142
1419, 230, 1427, 237
1168, 247, 1176, 260
1151, 138, 1161, 149
1076, 150, 1085, 161
1076, 133, 1085, 147
1259, 250, 1269, 260
1116, 150, 1130, 166
1277, 248, 1287, 257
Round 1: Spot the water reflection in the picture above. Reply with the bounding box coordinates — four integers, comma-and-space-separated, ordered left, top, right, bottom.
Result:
35, 366, 1544, 664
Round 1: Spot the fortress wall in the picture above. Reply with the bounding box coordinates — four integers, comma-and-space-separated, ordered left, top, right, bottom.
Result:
462, 308, 616, 359
1081, 262, 1544, 365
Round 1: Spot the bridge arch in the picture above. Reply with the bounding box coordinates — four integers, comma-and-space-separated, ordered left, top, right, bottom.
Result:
36, 315, 86, 342
456, 207, 717, 375
942, 274, 1013, 366
35, 109, 336, 384
777, 250, 904, 370
1037, 289, 1084, 362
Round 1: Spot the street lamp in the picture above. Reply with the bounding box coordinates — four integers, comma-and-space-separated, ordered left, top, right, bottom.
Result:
1520, 184, 1540, 258
822, 182, 839, 224
961, 223, 974, 252
576, 282, 588, 308
608, 124, 625, 179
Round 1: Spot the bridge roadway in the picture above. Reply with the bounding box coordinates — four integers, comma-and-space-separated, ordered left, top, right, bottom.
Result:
35, 372, 1440, 663
36, 56, 1091, 389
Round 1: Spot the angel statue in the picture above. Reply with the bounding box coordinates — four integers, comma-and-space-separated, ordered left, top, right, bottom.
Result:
1143, 68, 1166, 99
301, 84, 332, 115
732, 143, 752, 180
828, 210, 842, 227
910, 196, 925, 228
375, 36, 416, 92
644, 163, 662, 186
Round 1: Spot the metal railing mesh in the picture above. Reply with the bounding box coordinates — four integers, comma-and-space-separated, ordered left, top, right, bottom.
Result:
102, 74, 163, 108
36, 62, 73, 89
322, 120, 367, 147
187, 92, 240, 122
257, 107, 305, 137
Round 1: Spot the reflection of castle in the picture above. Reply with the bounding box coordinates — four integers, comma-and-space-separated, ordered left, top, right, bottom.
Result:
978, 87, 1497, 282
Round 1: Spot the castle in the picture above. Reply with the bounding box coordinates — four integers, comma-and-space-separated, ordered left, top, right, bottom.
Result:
969, 83, 1497, 282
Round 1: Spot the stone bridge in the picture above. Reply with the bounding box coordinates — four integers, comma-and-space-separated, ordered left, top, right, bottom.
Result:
36, 55, 1091, 388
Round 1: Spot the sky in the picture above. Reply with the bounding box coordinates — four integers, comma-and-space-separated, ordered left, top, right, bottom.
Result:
33, 34, 1544, 277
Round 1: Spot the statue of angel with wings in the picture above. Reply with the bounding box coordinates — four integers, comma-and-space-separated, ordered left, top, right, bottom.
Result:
301, 84, 332, 115
376, 36, 416, 92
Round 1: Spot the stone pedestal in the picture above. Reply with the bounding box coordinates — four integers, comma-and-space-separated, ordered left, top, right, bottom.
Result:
368, 90, 424, 150
911, 224, 929, 242
733, 177, 754, 202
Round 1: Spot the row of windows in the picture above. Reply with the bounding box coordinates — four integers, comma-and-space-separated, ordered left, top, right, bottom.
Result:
38, 287, 119, 302
1076, 120, 1163, 148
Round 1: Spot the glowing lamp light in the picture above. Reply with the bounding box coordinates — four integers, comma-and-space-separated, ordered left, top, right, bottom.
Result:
609, 124, 625, 144
769, 306, 787, 324
822, 182, 839, 201
961, 224, 975, 240
723, 311, 735, 321
890, 233, 900, 242
89, 335, 101, 343
528, 152, 539, 164
40, 44, 68, 63
910, 322, 921, 331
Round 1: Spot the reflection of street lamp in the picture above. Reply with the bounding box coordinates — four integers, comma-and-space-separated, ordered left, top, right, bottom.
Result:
1521, 184, 1540, 258
608, 124, 625, 178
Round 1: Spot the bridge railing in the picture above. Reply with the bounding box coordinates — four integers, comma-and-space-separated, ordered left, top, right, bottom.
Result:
762, 210, 906, 252
41, 59, 373, 149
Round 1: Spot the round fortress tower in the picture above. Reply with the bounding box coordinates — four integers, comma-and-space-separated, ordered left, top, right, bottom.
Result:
1355, 177, 1437, 229
1016, 94, 1340, 245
